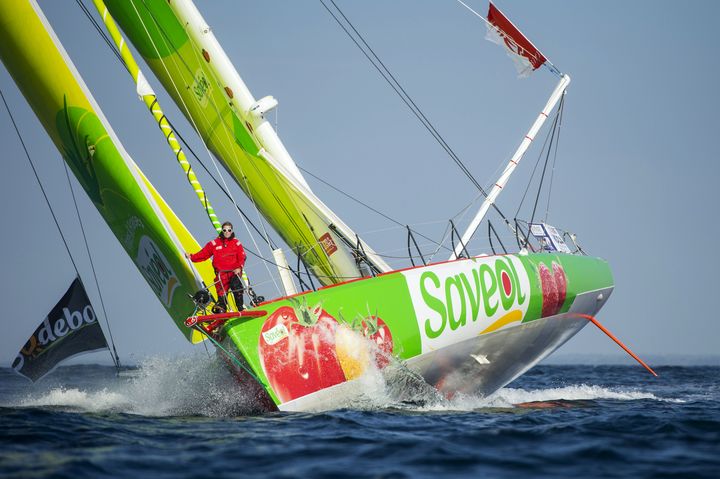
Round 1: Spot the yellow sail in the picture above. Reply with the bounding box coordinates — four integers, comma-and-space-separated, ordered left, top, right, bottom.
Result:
0, 0, 215, 343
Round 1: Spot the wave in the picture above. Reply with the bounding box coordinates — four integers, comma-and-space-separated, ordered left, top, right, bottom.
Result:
14, 353, 263, 416
8, 354, 680, 416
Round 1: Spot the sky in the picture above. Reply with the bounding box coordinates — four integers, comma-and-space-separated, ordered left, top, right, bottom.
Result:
1, 0, 718, 366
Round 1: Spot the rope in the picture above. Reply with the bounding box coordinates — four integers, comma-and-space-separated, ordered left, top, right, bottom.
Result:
62, 161, 121, 369
0, 85, 121, 369
529, 96, 564, 225
129, 0, 283, 294
514, 97, 563, 220
545, 94, 565, 222
165, 119, 277, 249
137, 0, 364, 284
74, 0, 129, 75
319, 0, 512, 225
299, 166, 453, 253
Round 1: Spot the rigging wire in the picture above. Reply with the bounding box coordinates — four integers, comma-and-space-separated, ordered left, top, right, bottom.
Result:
74, 1, 279, 249
75, 0, 475, 280
74, 0, 129, 75
545, 94, 565, 222
92, 0, 458, 274
514, 96, 564, 220
319, 0, 511, 225
165, 118, 277, 249
0, 86, 121, 370
298, 166, 453, 253
529, 95, 564, 225
133, 0, 377, 284
61, 161, 121, 368
514, 108, 559, 218
130, 0, 283, 293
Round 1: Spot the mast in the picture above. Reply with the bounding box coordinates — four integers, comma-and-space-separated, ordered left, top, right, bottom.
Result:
450, 74, 571, 260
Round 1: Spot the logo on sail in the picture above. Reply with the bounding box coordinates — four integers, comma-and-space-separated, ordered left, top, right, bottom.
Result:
136, 236, 180, 307
318, 232, 338, 256
403, 256, 530, 353
191, 69, 211, 107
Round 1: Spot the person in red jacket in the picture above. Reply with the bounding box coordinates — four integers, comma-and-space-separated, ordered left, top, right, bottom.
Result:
185, 221, 246, 313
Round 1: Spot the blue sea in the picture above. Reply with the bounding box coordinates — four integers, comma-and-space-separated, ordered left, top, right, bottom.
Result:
1, 357, 718, 478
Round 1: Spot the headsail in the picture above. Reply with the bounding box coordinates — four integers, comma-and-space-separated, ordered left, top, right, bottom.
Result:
0, 0, 216, 343
104, 0, 391, 286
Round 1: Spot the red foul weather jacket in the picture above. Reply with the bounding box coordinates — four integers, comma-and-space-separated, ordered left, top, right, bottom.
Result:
190, 236, 246, 273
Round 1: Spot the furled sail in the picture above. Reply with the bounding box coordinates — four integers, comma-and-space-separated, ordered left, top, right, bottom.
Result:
104, 0, 391, 286
0, 0, 217, 343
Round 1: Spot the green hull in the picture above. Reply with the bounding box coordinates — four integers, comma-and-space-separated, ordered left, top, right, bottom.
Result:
221, 252, 613, 410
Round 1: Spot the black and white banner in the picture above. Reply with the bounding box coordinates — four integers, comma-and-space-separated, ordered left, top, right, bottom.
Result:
11, 277, 108, 382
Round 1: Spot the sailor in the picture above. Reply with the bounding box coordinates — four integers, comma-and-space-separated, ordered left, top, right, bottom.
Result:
185, 222, 246, 313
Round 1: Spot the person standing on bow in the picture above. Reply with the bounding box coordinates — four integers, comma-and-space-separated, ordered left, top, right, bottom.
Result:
185, 221, 246, 313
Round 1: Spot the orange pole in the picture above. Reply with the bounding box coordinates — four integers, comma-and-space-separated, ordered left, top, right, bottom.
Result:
571, 313, 658, 377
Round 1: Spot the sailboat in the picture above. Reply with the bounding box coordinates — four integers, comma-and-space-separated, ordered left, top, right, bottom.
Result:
0, 0, 637, 412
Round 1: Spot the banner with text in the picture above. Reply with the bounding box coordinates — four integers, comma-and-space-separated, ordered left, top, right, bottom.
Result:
11, 278, 108, 382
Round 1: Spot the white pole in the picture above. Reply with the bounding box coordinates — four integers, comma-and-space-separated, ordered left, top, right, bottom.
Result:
272, 248, 298, 296
450, 74, 571, 260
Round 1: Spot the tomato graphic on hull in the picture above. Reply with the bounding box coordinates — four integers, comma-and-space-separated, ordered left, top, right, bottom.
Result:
258, 302, 346, 403
360, 316, 393, 368
336, 315, 395, 380
538, 261, 568, 317
553, 262, 567, 311
539, 263, 559, 317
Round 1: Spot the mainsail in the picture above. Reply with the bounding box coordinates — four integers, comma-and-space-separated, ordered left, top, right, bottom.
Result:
104, 0, 391, 286
0, 0, 216, 343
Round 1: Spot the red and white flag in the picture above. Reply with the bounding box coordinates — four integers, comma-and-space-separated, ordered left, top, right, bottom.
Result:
486, 2, 546, 78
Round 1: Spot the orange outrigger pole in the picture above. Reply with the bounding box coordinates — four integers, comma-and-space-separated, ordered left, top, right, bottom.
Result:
572, 313, 658, 377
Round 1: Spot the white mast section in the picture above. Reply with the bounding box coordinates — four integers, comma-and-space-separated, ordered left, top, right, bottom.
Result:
450, 74, 571, 260
168, 0, 391, 273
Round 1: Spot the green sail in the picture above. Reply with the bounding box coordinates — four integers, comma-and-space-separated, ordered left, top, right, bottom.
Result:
0, 0, 216, 343
104, 0, 385, 287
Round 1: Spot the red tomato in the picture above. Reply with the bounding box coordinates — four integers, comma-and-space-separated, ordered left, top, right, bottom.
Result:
258, 303, 346, 403
538, 262, 559, 318
360, 316, 394, 368
552, 262, 568, 312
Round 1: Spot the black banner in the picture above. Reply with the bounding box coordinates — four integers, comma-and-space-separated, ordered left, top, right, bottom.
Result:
11, 277, 108, 382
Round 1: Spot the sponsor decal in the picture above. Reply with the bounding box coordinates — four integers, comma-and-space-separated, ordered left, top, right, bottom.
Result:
191, 70, 211, 107
318, 232, 338, 256
261, 322, 289, 346
12, 278, 108, 382
136, 236, 180, 307
403, 256, 530, 353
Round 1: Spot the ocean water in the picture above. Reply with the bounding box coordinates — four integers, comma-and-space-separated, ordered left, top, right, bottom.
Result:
1, 357, 718, 478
